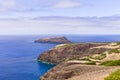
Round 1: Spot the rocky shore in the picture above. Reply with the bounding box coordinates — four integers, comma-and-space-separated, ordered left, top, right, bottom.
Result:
40, 62, 120, 80
38, 42, 120, 80
38, 43, 108, 64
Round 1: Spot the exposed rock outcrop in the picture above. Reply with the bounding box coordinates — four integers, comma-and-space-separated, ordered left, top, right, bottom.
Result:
38, 43, 108, 64
35, 36, 71, 44
40, 62, 120, 80
39, 42, 120, 80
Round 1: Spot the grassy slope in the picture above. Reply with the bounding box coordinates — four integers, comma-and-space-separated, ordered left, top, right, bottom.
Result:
105, 69, 120, 80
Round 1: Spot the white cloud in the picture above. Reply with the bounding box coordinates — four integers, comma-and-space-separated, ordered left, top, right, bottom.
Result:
52, 0, 81, 9
0, 0, 16, 12
0, 16, 120, 35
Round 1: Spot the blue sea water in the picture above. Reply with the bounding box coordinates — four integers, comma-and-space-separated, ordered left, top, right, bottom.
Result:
1, 35, 120, 80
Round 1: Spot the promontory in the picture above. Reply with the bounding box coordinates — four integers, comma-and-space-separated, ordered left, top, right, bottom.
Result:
38, 42, 120, 80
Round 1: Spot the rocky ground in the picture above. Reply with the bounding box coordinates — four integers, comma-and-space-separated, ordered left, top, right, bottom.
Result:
38, 43, 108, 64
40, 62, 120, 80
39, 42, 120, 80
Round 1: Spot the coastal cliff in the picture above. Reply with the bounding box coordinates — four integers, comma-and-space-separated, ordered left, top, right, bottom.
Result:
35, 36, 71, 44
38, 43, 108, 64
39, 42, 120, 80
40, 62, 120, 80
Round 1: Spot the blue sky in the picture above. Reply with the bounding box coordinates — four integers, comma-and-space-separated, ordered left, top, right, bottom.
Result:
0, 0, 120, 35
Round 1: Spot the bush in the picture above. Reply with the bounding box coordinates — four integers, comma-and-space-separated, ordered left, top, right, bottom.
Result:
56, 44, 75, 48
100, 60, 120, 66
108, 49, 120, 54
90, 54, 106, 60
85, 61, 96, 65
116, 42, 120, 45
79, 57, 91, 61
104, 69, 120, 80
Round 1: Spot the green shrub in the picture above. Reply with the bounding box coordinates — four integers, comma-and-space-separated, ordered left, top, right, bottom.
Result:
116, 42, 120, 45
100, 60, 120, 66
85, 61, 96, 65
56, 44, 75, 48
79, 57, 91, 61
104, 69, 120, 80
98, 54, 106, 60
90, 54, 106, 60
108, 49, 120, 54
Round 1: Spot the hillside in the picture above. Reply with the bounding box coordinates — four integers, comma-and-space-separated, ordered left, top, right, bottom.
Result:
38, 43, 108, 64
39, 42, 120, 80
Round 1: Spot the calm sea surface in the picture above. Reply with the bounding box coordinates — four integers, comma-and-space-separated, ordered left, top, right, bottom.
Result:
0, 35, 120, 80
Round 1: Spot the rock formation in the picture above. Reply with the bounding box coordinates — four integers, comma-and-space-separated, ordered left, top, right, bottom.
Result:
38, 42, 120, 80
38, 43, 108, 64
40, 62, 120, 80
35, 36, 71, 44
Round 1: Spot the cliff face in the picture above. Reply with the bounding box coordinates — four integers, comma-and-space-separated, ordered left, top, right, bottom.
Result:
39, 42, 120, 80
38, 43, 108, 64
40, 62, 120, 80
35, 36, 71, 44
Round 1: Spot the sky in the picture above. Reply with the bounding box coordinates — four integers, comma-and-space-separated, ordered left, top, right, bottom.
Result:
0, 0, 120, 35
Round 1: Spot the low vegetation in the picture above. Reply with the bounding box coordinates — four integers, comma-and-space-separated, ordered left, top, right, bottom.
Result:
55, 43, 75, 48
85, 61, 96, 65
104, 69, 120, 80
116, 42, 120, 45
78, 57, 91, 61
100, 60, 120, 66
108, 48, 120, 54
89, 53, 106, 60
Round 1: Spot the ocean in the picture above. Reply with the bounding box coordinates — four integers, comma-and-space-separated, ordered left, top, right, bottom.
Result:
0, 35, 120, 80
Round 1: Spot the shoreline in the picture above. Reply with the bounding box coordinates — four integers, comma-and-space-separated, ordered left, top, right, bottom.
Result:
37, 60, 57, 65
38, 42, 120, 80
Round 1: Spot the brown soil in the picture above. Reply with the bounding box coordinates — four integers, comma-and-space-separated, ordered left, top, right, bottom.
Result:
40, 62, 120, 80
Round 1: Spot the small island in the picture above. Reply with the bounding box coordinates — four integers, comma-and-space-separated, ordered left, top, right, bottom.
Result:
34, 36, 71, 44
